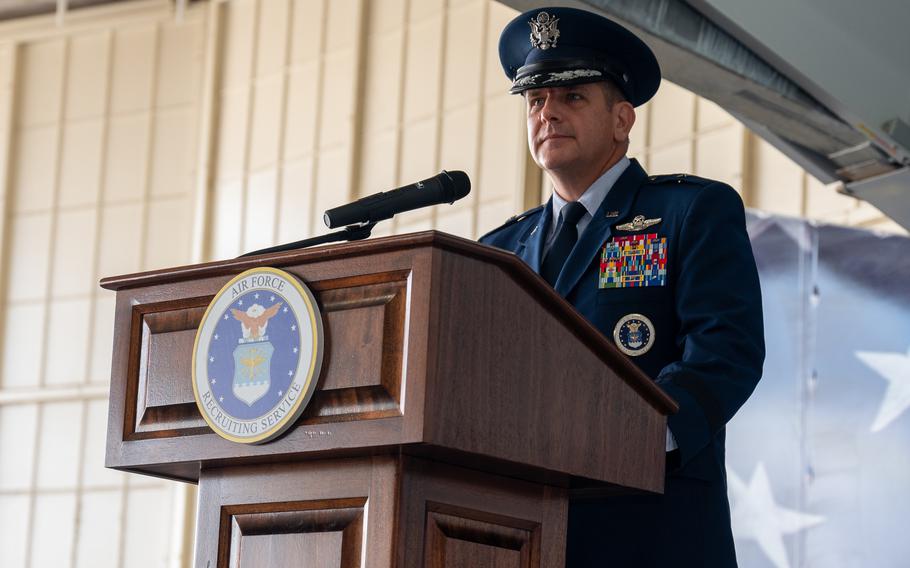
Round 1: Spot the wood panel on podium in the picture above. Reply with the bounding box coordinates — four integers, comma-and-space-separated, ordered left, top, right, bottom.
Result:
101, 231, 677, 567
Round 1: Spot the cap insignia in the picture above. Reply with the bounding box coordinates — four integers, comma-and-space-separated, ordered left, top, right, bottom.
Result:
529, 12, 560, 50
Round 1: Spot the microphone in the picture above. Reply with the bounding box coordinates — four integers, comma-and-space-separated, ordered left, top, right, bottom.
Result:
323, 170, 471, 229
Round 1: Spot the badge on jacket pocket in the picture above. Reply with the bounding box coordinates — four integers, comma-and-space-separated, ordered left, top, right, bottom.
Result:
599, 233, 667, 288
614, 313, 655, 356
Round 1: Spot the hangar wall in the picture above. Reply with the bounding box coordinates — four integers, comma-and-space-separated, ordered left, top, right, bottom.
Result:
0, 1, 903, 567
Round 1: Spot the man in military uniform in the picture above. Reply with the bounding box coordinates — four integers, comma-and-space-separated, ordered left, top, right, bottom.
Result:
480, 7, 765, 567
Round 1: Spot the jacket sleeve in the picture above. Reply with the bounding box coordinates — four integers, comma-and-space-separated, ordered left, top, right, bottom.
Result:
655, 181, 765, 467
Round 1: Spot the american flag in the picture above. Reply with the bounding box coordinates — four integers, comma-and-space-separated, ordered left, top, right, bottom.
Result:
727, 213, 910, 567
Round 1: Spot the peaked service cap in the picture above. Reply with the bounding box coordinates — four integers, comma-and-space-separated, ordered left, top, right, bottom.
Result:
499, 6, 661, 107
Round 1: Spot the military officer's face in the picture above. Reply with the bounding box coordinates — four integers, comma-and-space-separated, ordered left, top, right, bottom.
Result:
525, 82, 634, 177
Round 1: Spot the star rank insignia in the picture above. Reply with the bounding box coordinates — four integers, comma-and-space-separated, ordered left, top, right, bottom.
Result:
616, 214, 662, 232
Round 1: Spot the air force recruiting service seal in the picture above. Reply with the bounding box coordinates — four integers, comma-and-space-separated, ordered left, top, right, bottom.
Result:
192, 267, 323, 444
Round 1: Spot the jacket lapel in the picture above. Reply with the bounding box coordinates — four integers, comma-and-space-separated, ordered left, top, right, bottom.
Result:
516, 199, 552, 274
554, 159, 649, 297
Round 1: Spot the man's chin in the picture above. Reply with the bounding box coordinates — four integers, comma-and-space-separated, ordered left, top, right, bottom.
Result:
534, 153, 578, 172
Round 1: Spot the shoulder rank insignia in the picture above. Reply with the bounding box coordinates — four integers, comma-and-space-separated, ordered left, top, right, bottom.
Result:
479, 204, 544, 241
616, 214, 661, 232
647, 173, 713, 186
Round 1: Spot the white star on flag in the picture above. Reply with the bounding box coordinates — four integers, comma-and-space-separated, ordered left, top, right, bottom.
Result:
209, 356, 214, 362
291, 324, 296, 331
223, 314, 228, 320
856, 347, 910, 432
214, 334, 219, 340
293, 347, 298, 354
278, 390, 283, 396
210, 378, 216, 385
254, 293, 259, 299
270, 295, 275, 301
728, 463, 825, 568
219, 396, 224, 402
287, 370, 293, 376
283, 306, 288, 313
238, 300, 243, 305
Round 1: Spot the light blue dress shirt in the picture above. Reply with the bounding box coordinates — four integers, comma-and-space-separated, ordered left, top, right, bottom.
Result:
543, 156, 630, 256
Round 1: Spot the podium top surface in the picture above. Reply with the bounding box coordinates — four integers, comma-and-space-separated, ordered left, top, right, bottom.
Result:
101, 231, 676, 414
102, 231, 490, 290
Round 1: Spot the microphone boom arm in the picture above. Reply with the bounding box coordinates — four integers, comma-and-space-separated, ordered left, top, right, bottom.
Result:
238, 222, 377, 258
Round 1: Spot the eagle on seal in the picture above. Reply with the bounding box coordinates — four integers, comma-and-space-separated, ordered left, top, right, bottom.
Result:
231, 303, 282, 340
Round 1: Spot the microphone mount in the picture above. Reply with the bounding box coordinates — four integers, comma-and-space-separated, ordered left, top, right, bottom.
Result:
237, 170, 470, 258
238, 222, 377, 258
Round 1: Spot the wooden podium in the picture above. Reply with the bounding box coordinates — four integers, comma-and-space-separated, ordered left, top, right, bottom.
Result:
101, 231, 676, 567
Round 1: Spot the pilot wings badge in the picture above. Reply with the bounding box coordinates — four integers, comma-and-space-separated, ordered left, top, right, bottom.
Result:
616, 214, 662, 232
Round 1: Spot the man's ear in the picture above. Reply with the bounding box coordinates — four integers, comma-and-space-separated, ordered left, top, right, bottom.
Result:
614, 102, 636, 143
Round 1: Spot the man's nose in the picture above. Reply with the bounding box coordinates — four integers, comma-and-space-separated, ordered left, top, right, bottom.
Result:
540, 96, 561, 123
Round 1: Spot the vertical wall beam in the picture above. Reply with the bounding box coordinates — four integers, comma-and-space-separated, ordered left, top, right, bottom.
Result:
69, 27, 114, 568
346, 0, 368, 206
24, 35, 71, 567
0, 43, 20, 376
268, 0, 295, 247
304, 0, 329, 238
472, 1, 496, 233
236, 0, 261, 252
428, 0, 449, 228
191, 0, 224, 263
388, 0, 411, 235
740, 130, 757, 207
136, 23, 162, 270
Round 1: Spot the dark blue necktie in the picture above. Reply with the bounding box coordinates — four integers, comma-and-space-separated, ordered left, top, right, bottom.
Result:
540, 201, 587, 286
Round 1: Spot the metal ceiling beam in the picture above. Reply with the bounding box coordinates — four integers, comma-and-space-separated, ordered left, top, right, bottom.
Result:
498, 0, 910, 230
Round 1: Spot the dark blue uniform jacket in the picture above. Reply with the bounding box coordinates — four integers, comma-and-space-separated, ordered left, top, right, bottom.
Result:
480, 159, 765, 567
